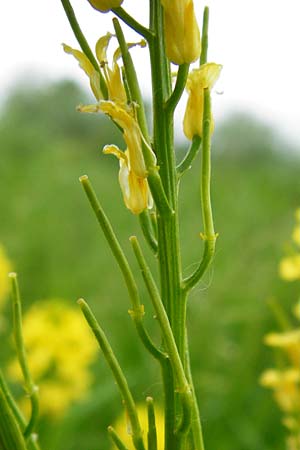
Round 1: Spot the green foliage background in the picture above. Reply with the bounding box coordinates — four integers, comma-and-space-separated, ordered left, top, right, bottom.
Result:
1, 79, 300, 450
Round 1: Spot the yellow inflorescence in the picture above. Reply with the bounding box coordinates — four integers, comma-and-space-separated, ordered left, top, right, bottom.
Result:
261, 209, 300, 449
8, 299, 98, 417
0, 245, 12, 310
112, 403, 164, 450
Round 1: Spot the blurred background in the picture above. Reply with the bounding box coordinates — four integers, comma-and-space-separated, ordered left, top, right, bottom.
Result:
1, 1, 300, 450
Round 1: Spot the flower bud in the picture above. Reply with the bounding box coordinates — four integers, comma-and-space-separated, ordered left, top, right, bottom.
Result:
87, 0, 123, 13
161, 0, 201, 65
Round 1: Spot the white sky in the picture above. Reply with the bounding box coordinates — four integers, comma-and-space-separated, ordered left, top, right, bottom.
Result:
1, 1, 300, 146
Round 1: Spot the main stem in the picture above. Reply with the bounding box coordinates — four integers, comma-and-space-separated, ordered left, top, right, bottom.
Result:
149, 1, 187, 449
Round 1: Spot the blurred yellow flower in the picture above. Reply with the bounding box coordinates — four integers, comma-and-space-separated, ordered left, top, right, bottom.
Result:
183, 63, 222, 140
161, 0, 201, 65
112, 403, 164, 450
292, 227, 300, 247
260, 368, 300, 413
8, 299, 98, 417
264, 330, 300, 366
279, 255, 300, 281
0, 245, 12, 309
87, 0, 123, 12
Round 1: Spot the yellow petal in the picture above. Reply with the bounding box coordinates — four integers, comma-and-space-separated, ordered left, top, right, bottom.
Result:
103, 144, 127, 162
63, 44, 94, 77
63, 44, 102, 100
100, 101, 146, 178
119, 158, 150, 215
95, 33, 113, 65
107, 63, 127, 104
183, 63, 222, 140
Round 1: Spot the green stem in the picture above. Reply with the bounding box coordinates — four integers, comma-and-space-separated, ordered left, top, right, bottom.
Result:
176, 135, 202, 178
113, 18, 172, 217
80, 175, 165, 362
9, 273, 39, 440
78, 299, 145, 450
0, 386, 27, 450
200, 7, 209, 66
149, 1, 187, 448
108, 426, 130, 450
112, 7, 154, 41
60, 0, 108, 98
113, 18, 150, 145
165, 64, 189, 114
182, 89, 217, 293
130, 237, 192, 436
184, 331, 205, 450
0, 372, 40, 450
146, 397, 158, 450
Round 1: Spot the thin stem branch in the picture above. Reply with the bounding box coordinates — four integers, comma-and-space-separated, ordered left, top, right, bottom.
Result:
113, 18, 150, 145
182, 89, 217, 293
60, 0, 108, 98
80, 175, 165, 361
176, 135, 202, 178
200, 7, 209, 66
146, 397, 158, 450
139, 210, 158, 255
78, 299, 145, 450
9, 273, 39, 440
164, 64, 189, 114
0, 387, 27, 450
130, 236, 192, 435
0, 372, 40, 450
108, 426, 130, 450
112, 7, 154, 41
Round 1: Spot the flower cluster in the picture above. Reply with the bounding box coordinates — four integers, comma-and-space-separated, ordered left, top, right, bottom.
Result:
261, 210, 300, 449
260, 315, 300, 450
64, 34, 155, 215
64, 2, 221, 216
8, 299, 98, 417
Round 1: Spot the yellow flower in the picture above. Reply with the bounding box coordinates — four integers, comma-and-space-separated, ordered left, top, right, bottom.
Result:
260, 368, 300, 413
87, 0, 123, 12
279, 255, 300, 281
8, 299, 98, 418
183, 63, 222, 140
64, 33, 144, 105
161, 0, 201, 65
0, 245, 12, 309
79, 100, 155, 214
112, 403, 164, 450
